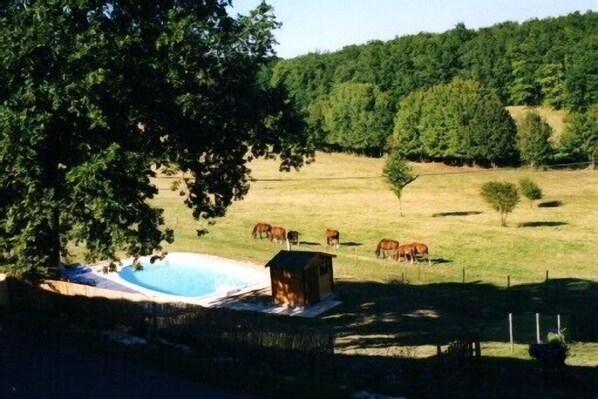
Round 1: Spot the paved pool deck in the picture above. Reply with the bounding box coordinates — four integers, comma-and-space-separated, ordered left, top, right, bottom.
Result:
60, 262, 341, 318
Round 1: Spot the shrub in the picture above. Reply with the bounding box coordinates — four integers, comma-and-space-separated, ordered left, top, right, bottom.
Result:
519, 178, 543, 207
480, 181, 520, 226
529, 331, 570, 368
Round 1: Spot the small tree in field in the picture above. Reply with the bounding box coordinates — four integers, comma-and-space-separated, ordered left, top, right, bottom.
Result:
519, 178, 543, 208
480, 181, 520, 226
517, 111, 553, 168
383, 151, 418, 216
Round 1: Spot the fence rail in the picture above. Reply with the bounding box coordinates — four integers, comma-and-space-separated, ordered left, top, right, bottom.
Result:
5, 277, 334, 370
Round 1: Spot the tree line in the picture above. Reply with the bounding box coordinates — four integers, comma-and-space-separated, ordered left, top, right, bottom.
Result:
268, 11, 598, 166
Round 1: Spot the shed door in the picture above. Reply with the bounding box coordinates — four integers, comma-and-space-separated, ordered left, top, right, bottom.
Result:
305, 266, 320, 305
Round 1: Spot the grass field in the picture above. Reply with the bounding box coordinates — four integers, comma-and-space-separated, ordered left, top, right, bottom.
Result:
155, 152, 597, 286
151, 152, 597, 369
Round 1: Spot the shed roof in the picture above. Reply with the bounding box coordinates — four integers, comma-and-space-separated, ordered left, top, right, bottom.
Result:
265, 250, 336, 271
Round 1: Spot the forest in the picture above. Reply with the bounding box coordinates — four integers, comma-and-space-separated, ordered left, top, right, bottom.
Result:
267, 11, 598, 166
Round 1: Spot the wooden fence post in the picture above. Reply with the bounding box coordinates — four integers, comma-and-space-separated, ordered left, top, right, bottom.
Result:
536, 313, 540, 344
557, 314, 561, 335
507, 275, 510, 288
462, 267, 465, 284
509, 313, 514, 354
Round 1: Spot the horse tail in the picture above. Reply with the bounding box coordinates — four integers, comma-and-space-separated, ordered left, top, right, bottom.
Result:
375, 242, 381, 257
251, 224, 257, 238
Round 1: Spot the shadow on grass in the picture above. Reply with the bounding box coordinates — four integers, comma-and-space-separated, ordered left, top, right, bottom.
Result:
432, 211, 483, 217
340, 242, 362, 247
298, 241, 321, 246
518, 221, 568, 228
323, 278, 598, 348
431, 258, 451, 264
538, 200, 564, 208
331, 351, 598, 398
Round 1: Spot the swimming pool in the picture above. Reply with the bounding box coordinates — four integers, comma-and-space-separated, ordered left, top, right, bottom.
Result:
107, 252, 269, 300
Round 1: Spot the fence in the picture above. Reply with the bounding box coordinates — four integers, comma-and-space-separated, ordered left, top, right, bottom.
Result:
5, 277, 334, 371
435, 332, 481, 393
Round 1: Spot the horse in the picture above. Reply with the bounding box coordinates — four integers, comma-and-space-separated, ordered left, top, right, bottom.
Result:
325, 229, 340, 248
395, 244, 416, 263
286, 230, 299, 245
252, 223, 272, 239
375, 238, 399, 259
410, 242, 431, 265
270, 226, 286, 244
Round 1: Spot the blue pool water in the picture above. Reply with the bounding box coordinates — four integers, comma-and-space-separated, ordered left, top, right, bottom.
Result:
118, 254, 264, 298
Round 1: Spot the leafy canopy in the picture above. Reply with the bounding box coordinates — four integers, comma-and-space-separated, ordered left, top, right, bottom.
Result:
519, 178, 543, 207
383, 151, 418, 216
516, 111, 553, 168
0, 1, 311, 277
560, 104, 598, 168
480, 181, 520, 226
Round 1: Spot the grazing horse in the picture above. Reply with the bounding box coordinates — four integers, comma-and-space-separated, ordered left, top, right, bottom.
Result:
252, 223, 272, 239
375, 239, 399, 259
325, 229, 340, 248
410, 242, 431, 265
395, 244, 416, 263
286, 230, 299, 245
270, 226, 286, 244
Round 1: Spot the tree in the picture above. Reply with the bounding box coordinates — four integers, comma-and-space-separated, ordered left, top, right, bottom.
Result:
393, 78, 518, 166
480, 181, 520, 226
464, 93, 519, 167
519, 178, 543, 208
322, 82, 393, 154
517, 111, 553, 167
560, 104, 598, 169
0, 1, 311, 278
383, 151, 418, 216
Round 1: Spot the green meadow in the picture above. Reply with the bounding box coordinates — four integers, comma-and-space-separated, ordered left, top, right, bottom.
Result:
155, 152, 597, 287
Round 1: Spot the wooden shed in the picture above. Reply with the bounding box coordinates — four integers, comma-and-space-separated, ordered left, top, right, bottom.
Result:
265, 250, 335, 307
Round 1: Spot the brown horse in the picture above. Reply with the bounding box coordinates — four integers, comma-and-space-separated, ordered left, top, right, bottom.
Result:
325, 229, 340, 248
410, 242, 431, 265
375, 238, 399, 259
251, 223, 272, 239
270, 226, 286, 244
395, 244, 416, 263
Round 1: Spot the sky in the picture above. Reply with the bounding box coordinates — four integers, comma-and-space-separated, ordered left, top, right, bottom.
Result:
229, 0, 598, 59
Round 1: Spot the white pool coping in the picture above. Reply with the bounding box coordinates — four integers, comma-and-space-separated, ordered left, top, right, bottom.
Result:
91, 252, 271, 307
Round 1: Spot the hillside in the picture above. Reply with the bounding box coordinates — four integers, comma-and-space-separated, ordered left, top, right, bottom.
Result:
507, 105, 569, 142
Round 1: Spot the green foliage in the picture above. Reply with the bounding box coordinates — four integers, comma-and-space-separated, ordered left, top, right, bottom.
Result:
480, 181, 520, 226
393, 79, 518, 166
0, 1, 311, 278
529, 331, 570, 368
316, 82, 393, 154
519, 178, 543, 207
267, 12, 598, 163
383, 151, 418, 216
560, 104, 598, 168
510, 59, 541, 106
517, 111, 554, 167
